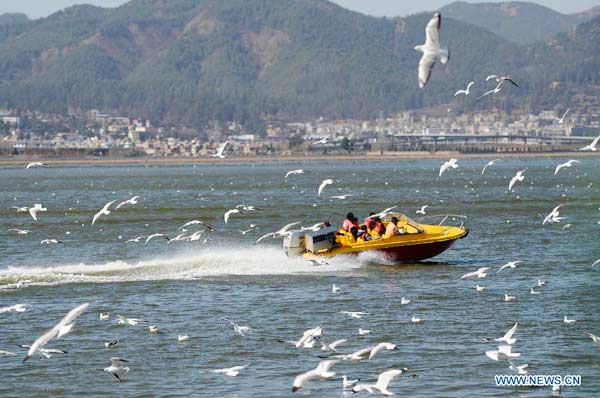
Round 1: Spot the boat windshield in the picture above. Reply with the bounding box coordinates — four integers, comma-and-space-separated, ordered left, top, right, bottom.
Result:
382, 212, 424, 233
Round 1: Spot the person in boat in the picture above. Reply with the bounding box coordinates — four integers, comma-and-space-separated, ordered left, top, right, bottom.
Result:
342, 212, 359, 241
384, 216, 400, 238
370, 217, 385, 239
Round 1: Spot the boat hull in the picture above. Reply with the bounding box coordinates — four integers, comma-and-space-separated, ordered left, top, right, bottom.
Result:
374, 239, 457, 262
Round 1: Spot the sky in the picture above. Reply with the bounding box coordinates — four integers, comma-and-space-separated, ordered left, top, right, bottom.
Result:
0, 0, 598, 19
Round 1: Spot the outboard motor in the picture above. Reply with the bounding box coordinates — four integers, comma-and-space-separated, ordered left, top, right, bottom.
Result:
283, 231, 305, 257
305, 226, 338, 254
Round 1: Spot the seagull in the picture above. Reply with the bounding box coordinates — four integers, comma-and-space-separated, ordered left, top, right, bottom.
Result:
286, 326, 323, 349
0, 350, 17, 356
369, 206, 398, 220
285, 169, 305, 178
255, 221, 302, 244
358, 329, 371, 336
0, 304, 27, 313
330, 194, 351, 200
477, 81, 504, 99
211, 141, 228, 158
92, 201, 115, 226
308, 259, 329, 266
224, 209, 242, 223
538, 279, 547, 287
476, 285, 486, 292
579, 134, 600, 151
26, 162, 49, 169
543, 205, 565, 225
494, 323, 518, 345
41, 238, 63, 245
485, 345, 521, 361
481, 159, 499, 175
292, 360, 338, 392
8, 229, 32, 235
508, 170, 525, 191
178, 335, 190, 342
497, 261, 523, 273
115, 196, 139, 209
368, 342, 398, 360
585, 333, 599, 345
460, 267, 491, 279
555, 108, 570, 124
554, 160, 581, 175
411, 316, 422, 323
236, 204, 262, 212
22, 303, 89, 362
28, 204, 47, 222
125, 236, 143, 243
318, 179, 334, 197
222, 318, 253, 337
99, 313, 110, 320
563, 316, 576, 324
454, 82, 474, 96
145, 233, 169, 244
414, 12, 449, 88
311, 135, 331, 146
485, 75, 519, 87
504, 294, 516, 302
400, 297, 412, 305
342, 375, 359, 389
212, 364, 249, 377
332, 284, 340, 293
592, 259, 600, 268
509, 362, 529, 375
439, 158, 458, 177
11, 206, 29, 213
104, 357, 130, 381
116, 316, 143, 326
320, 339, 347, 353
352, 369, 404, 396
416, 205, 428, 215
341, 311, 368, 319
334, 346, 374, 362
149, 325, 159, 333
104, 340, 119, 348
16, 345, 68, 359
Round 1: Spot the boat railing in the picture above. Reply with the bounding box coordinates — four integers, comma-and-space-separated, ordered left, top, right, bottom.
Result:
414, 214, 468, 230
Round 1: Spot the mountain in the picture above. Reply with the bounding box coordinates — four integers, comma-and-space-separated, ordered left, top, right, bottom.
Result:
0, 13, 31, 44
440, 1, 597, 45
0, 0, 597, 128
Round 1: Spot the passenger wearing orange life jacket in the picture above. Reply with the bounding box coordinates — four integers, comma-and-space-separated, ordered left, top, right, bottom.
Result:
342, 212, 359, 241
370, 217, 385, 239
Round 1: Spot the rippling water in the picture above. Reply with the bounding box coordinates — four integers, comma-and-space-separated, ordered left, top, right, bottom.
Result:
1, 158, 599, 397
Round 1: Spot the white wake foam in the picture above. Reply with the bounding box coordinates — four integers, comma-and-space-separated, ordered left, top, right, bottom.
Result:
0, 246, 364, 288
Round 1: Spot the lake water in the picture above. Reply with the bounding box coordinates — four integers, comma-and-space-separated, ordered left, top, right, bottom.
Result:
0, 157, 599, 397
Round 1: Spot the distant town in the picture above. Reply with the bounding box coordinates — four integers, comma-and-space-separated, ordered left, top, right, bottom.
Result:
1, 107, 599, 158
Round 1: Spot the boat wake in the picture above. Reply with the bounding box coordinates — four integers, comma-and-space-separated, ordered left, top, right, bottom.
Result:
0, 246, 364, 288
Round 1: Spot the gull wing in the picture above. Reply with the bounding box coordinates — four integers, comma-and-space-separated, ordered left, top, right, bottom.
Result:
254, 232, 276, 244
425, 13, 441, 47
500, 322, 518, 341
23, 327, 57, 362
418, 51, 437, 89
375, 369, 403, 391
315, 359, 338, 373
278, 221, 302, 234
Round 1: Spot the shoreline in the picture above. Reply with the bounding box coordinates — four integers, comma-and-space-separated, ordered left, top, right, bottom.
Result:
0, 151, 598, 166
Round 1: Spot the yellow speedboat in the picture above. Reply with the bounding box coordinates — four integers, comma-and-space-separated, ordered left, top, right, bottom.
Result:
284, 213, 468, 262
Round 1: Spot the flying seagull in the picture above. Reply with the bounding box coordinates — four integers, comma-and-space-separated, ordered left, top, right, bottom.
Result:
292, 360, 338, 392
352, 369, 404, 396
481, 159, 499, 175
477, 81, 504, 99
318, 179, 334, 197
554, 159, 581, 175
255, 221, 302, 244
311, 135, 331, 146
92, 201, 115, 226
454, 82, 474, 96
26, 162, 49, 169
211, 141, 228, 158
494, 322, 519, 345
579, 134, 600, 151
543, 205, 565, 225
508, 170, 525, 191
115, 196, 139, 209
28, 204, 47, 222
211, 364, 250, 377
414, 12, 449, 88
460, 267, 490, 279
556, 108, 570, 124
497, 261, 523, 273
285, 169, 305, 178
104, 357, 130, 381
439, 158, 458, 177
224, 209, 242, 223
485, 75, 519, 87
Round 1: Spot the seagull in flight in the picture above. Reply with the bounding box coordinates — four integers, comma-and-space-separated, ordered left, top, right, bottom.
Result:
508, 170, 525, 191
115, 196, 139, 209
368, 342, 398, 360
509, 362, 529, 375
311, 135, 331, 146
292, 360, 338, 392
554, 159, 581, 175
212, 364, 249, 377
104, 357, 130, 381
211, 141, 228, 158
222, 318, 253, 337
180, 220, 213, 231
41, 238, 63, 245
285, 169, 305, 178
414, 12, 449, 88
22, 303, 89, 362
454, 82, 474, 96
592, 259, 600, 268
485, 345, 521, 361
255, 221, 302, 244
28, 204, 47, 222
439, 158, 458, 177
145, 233, 169, 244
369, 206, 398, 220
579, 134, 600, 151
224, 209, 242, 223
92, 201, 115, 226
494, 322, 518, 345
330, 194, 351, 200
477, 81, 504, 99
543, 205, 565, 225
0, 304, 27, 313
352, 369, 404, 396
320, 339, 348, 353
481, 159, 499, 175
460, 267, 490, 279
555, 108, 570, 124
497, 261, 523, 273
485, 75, 519, 87
26, 162, 49, 169
416, 205, 428, 215
8, 229, 32, 235
585, 333, 599, 346
318, 179, 334, 197
341, 311, 368, 319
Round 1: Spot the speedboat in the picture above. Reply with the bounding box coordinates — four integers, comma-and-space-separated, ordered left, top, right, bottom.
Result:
283, 213, 468, 262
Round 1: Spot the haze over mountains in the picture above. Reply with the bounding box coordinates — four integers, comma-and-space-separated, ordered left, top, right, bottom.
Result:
0, 0, 598, 128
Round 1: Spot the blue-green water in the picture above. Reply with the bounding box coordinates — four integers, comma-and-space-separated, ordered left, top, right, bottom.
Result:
0, 158, 599, 397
